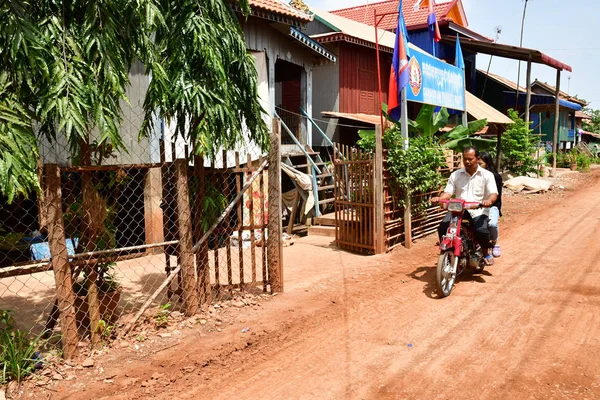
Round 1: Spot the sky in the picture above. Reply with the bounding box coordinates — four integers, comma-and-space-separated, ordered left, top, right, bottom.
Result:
308, 0, 599, 108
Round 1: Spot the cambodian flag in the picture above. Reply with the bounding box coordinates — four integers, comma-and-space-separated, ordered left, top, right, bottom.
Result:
428, 0, 442, 44
388, 2, 410, 121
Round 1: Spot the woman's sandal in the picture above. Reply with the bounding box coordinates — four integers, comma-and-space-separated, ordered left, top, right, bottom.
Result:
483, 254, 495, 266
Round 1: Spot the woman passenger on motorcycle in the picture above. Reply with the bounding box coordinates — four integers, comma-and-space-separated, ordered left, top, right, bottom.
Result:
477, 152, 502, 258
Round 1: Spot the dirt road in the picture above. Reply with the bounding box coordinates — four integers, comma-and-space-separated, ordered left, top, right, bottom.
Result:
55, 170, 600, 399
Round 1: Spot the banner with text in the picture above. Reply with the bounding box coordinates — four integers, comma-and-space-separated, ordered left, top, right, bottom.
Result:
406, 50, 466, 111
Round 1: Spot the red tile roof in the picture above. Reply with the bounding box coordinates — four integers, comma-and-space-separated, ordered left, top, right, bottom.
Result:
248, 0, 312, 22
330, 0, 454, 31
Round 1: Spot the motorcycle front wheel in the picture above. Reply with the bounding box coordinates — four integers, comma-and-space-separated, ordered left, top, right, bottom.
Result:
437, 251, 456, 298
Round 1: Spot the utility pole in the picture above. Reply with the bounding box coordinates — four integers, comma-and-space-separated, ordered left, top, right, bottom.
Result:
515, 0, 530, 108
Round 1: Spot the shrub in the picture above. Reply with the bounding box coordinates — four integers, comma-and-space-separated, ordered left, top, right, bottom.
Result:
0, 310, 43, 384
576, 151, 592, 171
501, 109, 539, 176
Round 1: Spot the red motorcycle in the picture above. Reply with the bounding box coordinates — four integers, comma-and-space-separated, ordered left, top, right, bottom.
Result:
436, 199, 488, 297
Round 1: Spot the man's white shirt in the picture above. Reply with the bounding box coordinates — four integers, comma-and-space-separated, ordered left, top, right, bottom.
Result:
443, 166, 498, 218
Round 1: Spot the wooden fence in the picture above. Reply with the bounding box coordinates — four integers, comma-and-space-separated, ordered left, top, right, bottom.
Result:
0, 119, 285, 360
333, 128, 461, 254
333, 144, 376, 253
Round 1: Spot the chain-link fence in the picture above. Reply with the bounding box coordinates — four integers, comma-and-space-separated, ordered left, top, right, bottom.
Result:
0, 101, 282, 357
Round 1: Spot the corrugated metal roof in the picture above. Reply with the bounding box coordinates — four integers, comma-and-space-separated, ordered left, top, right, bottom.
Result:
445, 37, 572, 72
466, 91, 513, 124
531, 80, 587, 106
330, 0, 456, 31
504, 92, 583, 111
477, 69, 526, 93
248, 0, 312, 22
289, 27, 337, 62
321, 111, 382, 125
310, 8, 429, 54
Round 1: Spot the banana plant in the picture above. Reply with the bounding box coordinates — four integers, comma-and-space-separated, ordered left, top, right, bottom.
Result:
440, 118, 497, 152
358, 104, 496, 153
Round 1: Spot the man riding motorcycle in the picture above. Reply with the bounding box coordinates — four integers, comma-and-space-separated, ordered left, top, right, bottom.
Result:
432, 146, 498, 265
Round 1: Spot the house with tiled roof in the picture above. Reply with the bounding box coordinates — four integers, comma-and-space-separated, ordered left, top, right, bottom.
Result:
299, 7, 510, 148
327, 0, 491, 97
331, 0, 466, 32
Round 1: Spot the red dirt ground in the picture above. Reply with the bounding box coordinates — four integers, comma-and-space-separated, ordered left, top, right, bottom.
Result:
12, 168, 600, 400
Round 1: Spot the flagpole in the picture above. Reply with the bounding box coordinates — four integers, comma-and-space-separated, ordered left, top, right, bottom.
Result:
401, 89, 409, 151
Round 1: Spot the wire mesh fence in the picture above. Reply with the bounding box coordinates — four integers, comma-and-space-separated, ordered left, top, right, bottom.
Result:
0, 106, 281, 356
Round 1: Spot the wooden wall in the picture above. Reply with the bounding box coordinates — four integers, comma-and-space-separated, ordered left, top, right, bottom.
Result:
339, 43, 391, 115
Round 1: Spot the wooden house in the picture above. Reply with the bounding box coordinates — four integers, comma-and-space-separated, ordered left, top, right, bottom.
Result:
329, 0, 491, 94
476, 70, 584, 149
303, 8, 511, 149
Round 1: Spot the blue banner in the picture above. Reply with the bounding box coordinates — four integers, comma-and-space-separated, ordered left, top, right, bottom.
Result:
406, 50, 466, 111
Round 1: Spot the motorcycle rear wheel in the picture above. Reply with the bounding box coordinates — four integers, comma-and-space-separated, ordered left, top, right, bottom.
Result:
437, 251, 455, 298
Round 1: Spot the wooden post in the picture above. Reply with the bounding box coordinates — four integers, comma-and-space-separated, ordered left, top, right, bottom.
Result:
174, 159, 199, 316
44, 164, 79, 360
404, 194, 412, 249
248, 154, 257, 284
496, 129, 502, 171
374, 124, 385, 254
525, 58, 532, 125
551, 69, 561, 176
268, 118, 283, 293
193, 155, 211, 305
235, 152, 243, 290
79, 140, 101, 349
144, 167, 164, 253
36, 158, 47, 232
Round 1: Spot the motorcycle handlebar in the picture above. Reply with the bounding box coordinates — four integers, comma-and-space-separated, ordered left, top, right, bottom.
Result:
436, 199, 490, 209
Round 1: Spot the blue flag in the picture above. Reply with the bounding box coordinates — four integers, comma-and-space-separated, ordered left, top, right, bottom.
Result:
455, 34, 465, 69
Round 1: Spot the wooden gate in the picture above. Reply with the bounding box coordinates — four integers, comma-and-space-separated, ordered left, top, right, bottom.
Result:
333, 143, 375, 253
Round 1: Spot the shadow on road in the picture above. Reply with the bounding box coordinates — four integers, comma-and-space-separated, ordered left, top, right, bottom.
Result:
408, 265, 494, 298
407, 265, 439, 299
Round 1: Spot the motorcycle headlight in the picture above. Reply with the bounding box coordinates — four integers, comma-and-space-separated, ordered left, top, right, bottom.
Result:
448, 201, 463, 212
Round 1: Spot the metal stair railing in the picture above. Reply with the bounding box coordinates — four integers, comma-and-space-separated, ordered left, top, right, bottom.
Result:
274, 110, 322, 217
300, 107, 350, 201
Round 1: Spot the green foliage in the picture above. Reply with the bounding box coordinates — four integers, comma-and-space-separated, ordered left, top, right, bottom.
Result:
96, 319, 115, 340
0, 310, 43, 384
154, 303, 171, 328
357, 130, 376, 153
553, 149, 592, 171
0, 0, 267, 201
440, 119, 496, 152
401, 104, 494, 152
381, 125, 446, 212
0, 74, 40, 203
576, 151, 592, 172
141, 0, 269, 160
582, 108, 600, 134
408, 105, 449, 136
501, 109, 539, 176
202, 185, 228, 233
